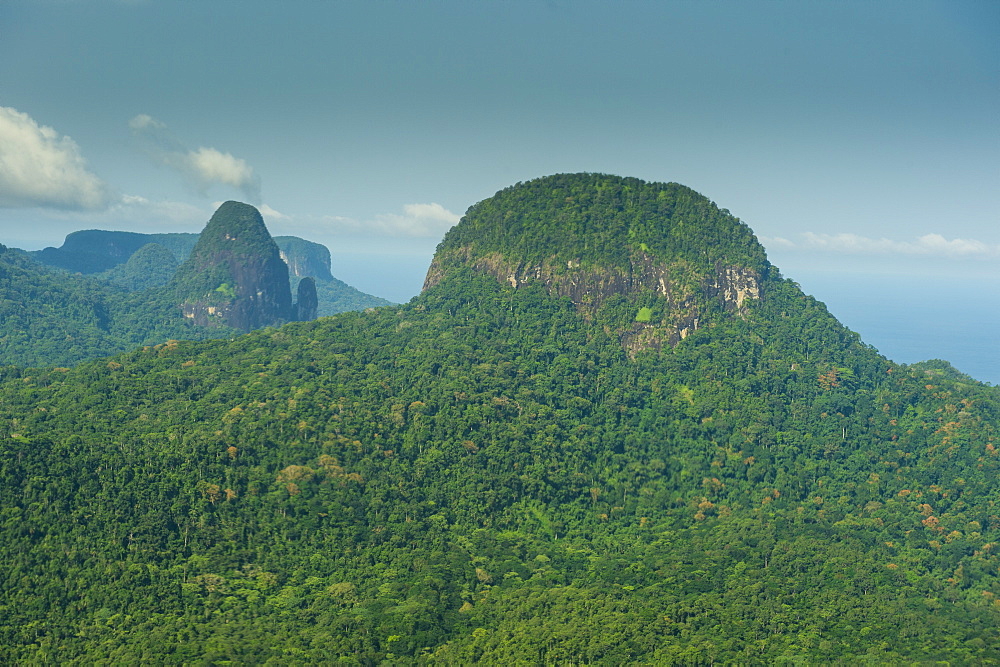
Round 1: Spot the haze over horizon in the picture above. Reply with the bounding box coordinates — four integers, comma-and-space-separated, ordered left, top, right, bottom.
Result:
0, 0, 996, 381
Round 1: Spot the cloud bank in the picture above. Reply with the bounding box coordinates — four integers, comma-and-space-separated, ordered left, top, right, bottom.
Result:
763, 232, 1000, 258
113, 194, 211, 227
130, 114, 260, 202
321, 202, 461, 237
0, 107, 110, 210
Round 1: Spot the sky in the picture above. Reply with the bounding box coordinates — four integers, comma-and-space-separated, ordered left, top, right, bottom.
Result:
1, 0, 997, 381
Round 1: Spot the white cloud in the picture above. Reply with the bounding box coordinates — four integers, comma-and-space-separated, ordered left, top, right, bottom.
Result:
761, 235, 796, 249
113, 195, 209, 226
906, 233, 994, 256
762, 232, 1000, 258
320, 203, 461, 237
0, 106, 110, 210
257, 203, 290, 221
402, 202, 461, 225
183, 147, 258, 196
128, 114, 164, 133
130, 114, 260, 202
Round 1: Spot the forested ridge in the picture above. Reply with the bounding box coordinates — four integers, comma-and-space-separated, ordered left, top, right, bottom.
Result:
0, 243, 241, 368
0, 206, 390, 368
2, 174, 999, 663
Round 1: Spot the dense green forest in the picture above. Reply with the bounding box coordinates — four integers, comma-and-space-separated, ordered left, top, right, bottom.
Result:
1, 174, 998, 663
0, 209, 390, 368
0, 243, 242, 367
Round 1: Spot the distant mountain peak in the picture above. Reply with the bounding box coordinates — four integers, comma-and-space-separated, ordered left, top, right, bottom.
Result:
196, 201, 276, 253
170, 201, 293, 331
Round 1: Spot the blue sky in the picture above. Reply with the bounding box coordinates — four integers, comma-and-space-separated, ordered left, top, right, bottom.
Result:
1, 0, 998, 380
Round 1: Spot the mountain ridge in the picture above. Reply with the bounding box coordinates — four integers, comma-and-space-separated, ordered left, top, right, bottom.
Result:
28, 224, 388, 317
427, 174, 776, 354
1, 174, 997, 662
0, 203, 389, 367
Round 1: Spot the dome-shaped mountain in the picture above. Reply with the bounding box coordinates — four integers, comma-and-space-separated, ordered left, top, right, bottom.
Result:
103, 242, 179, 291
170, 201, 293, 331
425, 173, 773, 353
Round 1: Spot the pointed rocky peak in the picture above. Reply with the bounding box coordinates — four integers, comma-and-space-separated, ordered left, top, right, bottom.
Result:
293, 277, 319, 321
423, 173, 774, 353
170, 201, 293, 331
190, 201, 276, 258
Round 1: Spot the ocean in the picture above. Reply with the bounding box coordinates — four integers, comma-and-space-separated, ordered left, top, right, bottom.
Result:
795, 272, 999, 386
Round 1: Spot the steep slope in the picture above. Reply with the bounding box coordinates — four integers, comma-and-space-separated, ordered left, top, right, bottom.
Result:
292, 276, 319, 321
427, 174, 768, 353
1, 175, 998, 663
170, 201, 294, 331
0, 244, 238, 367
274, 235, 335, 282
30, 227, 393, 319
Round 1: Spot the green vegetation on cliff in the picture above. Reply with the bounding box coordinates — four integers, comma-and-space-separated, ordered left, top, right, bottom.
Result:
1, 175, 997, 662
438, 173, 766, 273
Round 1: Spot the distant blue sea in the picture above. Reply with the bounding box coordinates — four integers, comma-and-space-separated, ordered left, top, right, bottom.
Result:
794, 272, 999, 386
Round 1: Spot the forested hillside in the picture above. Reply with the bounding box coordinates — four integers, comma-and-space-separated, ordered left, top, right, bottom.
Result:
1, 174, 998, 663
0, 244, 240, 367
0, 204, 390, 368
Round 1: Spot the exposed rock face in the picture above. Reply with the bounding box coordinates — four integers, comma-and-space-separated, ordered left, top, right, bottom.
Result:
425, 247, 761, 354
275, 237, 335, 282
427, 249, 759, 314
171, 201, 293, 331
293, 277, 319, 321
422, 174, 769, 356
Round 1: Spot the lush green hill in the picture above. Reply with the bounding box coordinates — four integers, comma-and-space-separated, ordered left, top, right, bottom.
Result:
100, 242, 180, 291
1, 174, 998, 663
1, 204, 392, 368
0, 244, 239, 368
434, 173, 766, 273
31, 228, 394, 318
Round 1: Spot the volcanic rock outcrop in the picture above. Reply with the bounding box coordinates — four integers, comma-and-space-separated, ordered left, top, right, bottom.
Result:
424, 173, 769, 353
171, 201, 293, 331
